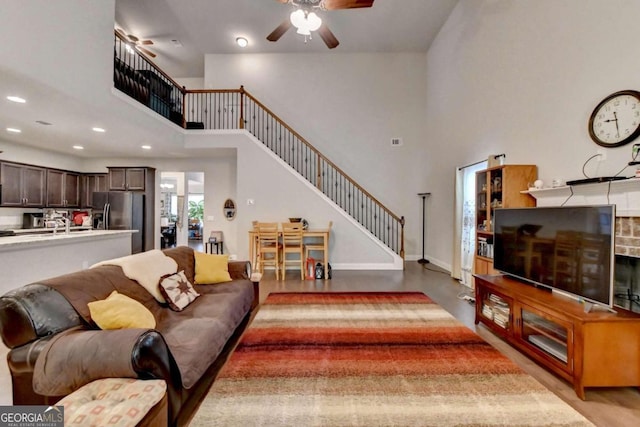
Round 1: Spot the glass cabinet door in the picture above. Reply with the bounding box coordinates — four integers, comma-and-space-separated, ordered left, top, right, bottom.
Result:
518, 304, 572, 370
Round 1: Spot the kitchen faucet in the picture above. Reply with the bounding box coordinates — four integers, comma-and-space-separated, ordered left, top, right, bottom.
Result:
52, 213, 71, 235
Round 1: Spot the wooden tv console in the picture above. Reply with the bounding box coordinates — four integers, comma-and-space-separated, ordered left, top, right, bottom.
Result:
474, 274, 640, 399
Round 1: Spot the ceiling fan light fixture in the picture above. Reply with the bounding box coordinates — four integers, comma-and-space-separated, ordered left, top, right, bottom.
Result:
307, 12, 322, 31
290, 9, 322, 34
290, 9, 306, 27
236, 37, 248, 48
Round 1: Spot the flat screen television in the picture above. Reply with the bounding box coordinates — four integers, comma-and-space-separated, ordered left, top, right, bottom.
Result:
493, 205, 615, 307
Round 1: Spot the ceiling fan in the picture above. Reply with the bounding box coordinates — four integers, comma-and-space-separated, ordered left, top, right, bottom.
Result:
267, 0, 374, 49
116, 29, 156, 58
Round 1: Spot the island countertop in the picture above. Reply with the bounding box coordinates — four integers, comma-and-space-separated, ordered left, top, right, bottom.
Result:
0, 229, 137, 294
0, 229, 137, 250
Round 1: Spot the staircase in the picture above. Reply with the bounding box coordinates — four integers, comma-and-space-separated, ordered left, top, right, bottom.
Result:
114, 32, 404, 259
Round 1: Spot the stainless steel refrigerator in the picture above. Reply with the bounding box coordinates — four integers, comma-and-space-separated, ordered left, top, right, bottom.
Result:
93, 191, 145, 254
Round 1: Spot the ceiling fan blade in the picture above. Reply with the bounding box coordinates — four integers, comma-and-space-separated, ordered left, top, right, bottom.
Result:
322, 0, 374, 10
137, 46, 156, 58
318, 24, 339, 49
140, 40, 154, 45
267, 19, 292, 42
115, 28, 127, 38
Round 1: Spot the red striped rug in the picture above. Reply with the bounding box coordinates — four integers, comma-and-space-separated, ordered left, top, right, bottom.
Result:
190, 292, 593, 426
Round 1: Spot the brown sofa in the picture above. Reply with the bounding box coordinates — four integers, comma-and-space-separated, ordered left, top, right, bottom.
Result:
0, 246, 259, 426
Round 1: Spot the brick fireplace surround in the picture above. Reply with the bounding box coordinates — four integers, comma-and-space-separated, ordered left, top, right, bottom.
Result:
615, 217, 640, 313
615, 216, 640, 257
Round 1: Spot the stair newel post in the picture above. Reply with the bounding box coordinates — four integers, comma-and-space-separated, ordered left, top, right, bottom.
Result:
239, 85, 245, 129
400, 216, 405, 265
181, 86, 186, 128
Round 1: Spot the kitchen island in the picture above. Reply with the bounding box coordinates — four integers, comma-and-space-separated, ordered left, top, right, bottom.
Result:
0, 229, 137, 294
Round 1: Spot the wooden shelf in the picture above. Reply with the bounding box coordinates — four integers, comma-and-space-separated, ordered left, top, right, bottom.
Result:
473, 165, 537, 277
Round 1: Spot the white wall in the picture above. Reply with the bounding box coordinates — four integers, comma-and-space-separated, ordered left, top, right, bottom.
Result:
204, 53, 428, 260
184, 131, 398, 268
424, 0, 640, 270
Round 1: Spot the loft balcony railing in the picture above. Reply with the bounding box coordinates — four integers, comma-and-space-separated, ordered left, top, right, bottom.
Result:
114, 31, 404, 259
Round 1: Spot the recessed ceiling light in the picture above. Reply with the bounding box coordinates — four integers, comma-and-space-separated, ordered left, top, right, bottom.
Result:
6, 127, 21, 133
7, 96, 26, 103
72, 145, 84, 150
236, 37, 248, 48
141, 145, 152, 150
92, 127, 106, 133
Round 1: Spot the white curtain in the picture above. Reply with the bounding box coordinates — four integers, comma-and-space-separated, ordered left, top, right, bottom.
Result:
453, 161, 487, 287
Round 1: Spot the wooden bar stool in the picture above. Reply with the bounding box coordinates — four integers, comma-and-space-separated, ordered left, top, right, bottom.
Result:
256, 222, 281, 280
305, 221, 332, 273
281, 222, 305, 280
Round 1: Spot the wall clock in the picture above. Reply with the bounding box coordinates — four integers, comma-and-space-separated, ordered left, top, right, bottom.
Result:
589, 90, 640, 147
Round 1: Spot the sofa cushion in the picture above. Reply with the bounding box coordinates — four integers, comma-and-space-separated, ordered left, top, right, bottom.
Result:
163, 246, 196, 284
159, 271, 200, 311
155, 280, 254, 389
88, 291, 156, 330
194, 252, 232, 284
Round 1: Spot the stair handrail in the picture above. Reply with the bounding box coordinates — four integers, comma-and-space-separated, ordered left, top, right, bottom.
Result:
239, 87, 404, 240
181, 86, 404, 258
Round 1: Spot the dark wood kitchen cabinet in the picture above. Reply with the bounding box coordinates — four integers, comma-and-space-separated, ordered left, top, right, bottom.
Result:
108, 166, 155, 251
109, 167, 146, 191
0, 162, 46, 207
80, 173, 108, 208
46, 169, 80, 208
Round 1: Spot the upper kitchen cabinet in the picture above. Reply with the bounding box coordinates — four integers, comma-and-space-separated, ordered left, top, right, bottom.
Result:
0, 162, 46, 207
81, 173, 108, 208
109, 167, 147, 191
46, 169, 80, 208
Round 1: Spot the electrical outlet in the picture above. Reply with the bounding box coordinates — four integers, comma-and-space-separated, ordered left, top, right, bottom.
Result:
597, 149, 606, 162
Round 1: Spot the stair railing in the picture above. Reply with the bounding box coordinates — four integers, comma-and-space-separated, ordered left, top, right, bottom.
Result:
183, 87, 404, 258
113, 31, 404, 258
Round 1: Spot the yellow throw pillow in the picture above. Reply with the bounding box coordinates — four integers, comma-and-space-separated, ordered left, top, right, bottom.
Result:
194, 252, 232, 284
88, 291, 156, 330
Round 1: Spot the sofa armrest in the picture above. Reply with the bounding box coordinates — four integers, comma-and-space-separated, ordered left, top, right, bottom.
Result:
228, 261, 251, 280
0, 284, 83, 349
11, 327, 182, 424
33, 327, 143, 396
228, 261, 260, 308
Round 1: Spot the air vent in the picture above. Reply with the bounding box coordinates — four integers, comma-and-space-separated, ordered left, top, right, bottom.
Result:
390, 137, 403, 147
35, 120, 52, 126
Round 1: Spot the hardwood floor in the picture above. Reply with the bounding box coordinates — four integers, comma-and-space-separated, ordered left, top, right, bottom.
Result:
1, 263, 638, 426
264, 263, 640, 427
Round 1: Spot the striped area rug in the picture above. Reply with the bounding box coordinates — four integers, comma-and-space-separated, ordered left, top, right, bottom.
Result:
190, 292, 593, 426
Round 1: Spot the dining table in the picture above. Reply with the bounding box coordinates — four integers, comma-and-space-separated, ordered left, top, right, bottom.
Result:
248, 226, 331, 279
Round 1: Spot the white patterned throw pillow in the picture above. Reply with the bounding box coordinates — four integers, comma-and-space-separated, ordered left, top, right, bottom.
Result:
158, 270, 200, 311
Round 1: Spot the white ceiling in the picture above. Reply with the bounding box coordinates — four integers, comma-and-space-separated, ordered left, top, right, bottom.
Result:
0, 0, 457, 160
115, 0, 459, 78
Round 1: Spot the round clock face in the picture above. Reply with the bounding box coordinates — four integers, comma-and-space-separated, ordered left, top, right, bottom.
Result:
589, 90, 640, 147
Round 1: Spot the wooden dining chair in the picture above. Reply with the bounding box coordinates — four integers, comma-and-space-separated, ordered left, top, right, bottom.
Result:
305, 221, 332, 269
281, 222, 305, 280
256, 222, 281, 280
